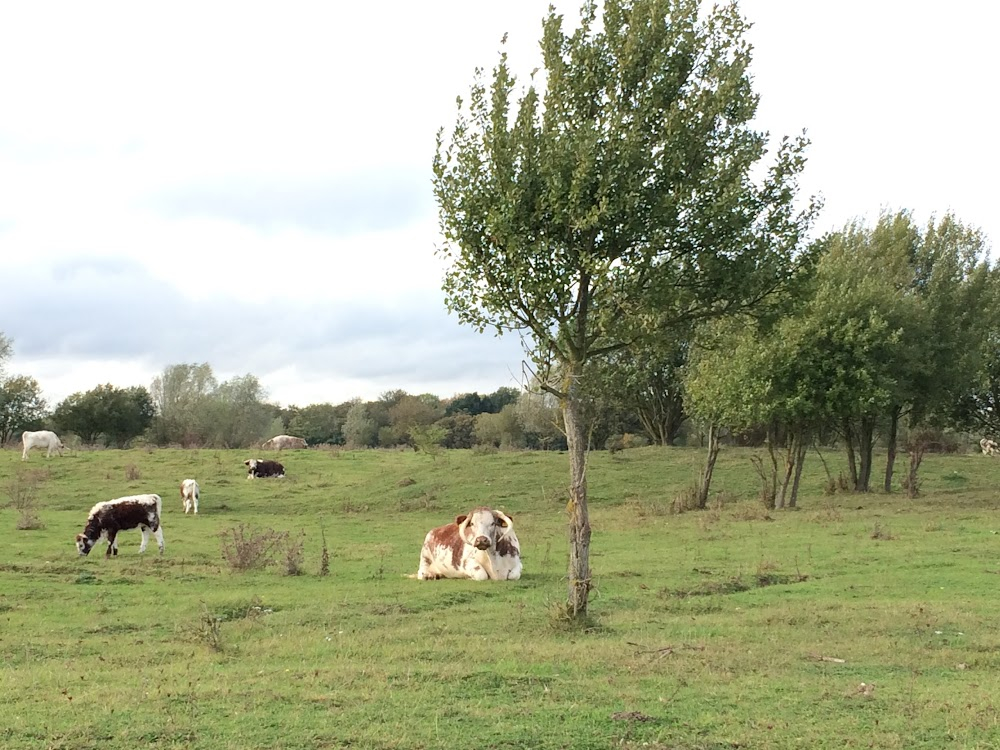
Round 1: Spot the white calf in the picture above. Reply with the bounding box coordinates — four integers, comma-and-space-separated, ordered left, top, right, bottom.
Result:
180, 479, 200, 514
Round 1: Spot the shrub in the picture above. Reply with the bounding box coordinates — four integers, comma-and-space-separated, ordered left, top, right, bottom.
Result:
219, 524, 289, 571
5, 469, 47, 531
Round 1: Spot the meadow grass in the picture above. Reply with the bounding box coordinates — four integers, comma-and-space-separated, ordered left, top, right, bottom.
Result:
2, 445, 1000, 749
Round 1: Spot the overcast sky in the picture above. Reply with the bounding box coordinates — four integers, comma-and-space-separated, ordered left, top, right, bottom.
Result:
1, 1, 996, 408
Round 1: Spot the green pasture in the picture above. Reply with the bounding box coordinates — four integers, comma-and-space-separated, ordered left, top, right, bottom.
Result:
1, 445, 999, 749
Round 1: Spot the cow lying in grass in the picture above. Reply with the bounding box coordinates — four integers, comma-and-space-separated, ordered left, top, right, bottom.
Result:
244, 458, 285, 479
75, 494, 165, 557
980, 438, 998, 456
180, 479, 200, 514
261, 434, 307, 450
415, 507, 521, 580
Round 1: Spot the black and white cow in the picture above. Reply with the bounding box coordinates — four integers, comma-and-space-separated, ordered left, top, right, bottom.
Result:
415, 507, 521, 580
244, 458, 285, 479
75, 494, 165, 557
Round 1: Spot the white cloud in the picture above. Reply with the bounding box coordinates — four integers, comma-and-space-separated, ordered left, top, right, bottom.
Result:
1, 1, 996, 407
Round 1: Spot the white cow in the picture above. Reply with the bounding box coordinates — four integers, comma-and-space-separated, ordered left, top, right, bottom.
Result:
261, 434, 308, 450
415, 507, 521, 580
180, 479, 200, 514
981, 438, 999, 456
21, 430, 65, 460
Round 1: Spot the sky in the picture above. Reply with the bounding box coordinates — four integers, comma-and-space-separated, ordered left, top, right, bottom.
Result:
1, 1, 997, 409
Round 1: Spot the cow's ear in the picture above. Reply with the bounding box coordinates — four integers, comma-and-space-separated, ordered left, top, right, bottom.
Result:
455, 515, 468, 526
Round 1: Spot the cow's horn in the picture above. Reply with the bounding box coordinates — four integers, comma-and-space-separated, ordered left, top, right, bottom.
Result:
495, 510, 514, 536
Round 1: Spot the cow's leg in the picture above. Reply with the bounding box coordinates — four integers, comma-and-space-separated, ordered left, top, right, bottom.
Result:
154, 526, 165, 554
138, 526, 150, 554
106, 532, 118, 557
192, 494, 198, 515
21, 446, 28, 461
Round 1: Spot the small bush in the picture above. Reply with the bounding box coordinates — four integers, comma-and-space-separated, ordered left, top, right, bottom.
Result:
220, 524, 289, 572
197, 604, 225, 652
871, 521, 895, 540
671, 485, 702, 514
319, 526, 330, 577
284, 531, 306, 576
6, 469, 47, 531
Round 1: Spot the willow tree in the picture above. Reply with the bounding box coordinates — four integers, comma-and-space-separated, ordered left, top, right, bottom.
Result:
433, 0, 815, 618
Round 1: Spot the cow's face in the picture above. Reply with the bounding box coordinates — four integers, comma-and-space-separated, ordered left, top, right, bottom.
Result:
244, 459, 259, 469
76, 533, 96, 556
457, 508, 513, 551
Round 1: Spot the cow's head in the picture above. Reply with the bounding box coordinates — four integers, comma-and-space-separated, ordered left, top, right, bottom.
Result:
244, 459, 259, 469
75, 533, 97, 556
456, 507, 514, 551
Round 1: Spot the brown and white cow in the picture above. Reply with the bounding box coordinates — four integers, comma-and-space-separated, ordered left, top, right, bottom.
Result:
180, 479, 200, 514
981, 438, 998, 456
75, 494, 165, 557
261, 434, 308, 450
244, 458, 285, 479
415, 507, 521, 580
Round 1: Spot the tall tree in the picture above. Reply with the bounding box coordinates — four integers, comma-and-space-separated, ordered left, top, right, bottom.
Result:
434, 0, 815, 617
149, 363, 218, 445
0, 375, 47, 445
52, 384, 154, 446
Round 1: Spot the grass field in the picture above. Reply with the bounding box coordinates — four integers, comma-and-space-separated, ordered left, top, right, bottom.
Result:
2, 444, 1000, 749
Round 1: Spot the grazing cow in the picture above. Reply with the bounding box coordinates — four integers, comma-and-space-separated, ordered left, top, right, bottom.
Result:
261, 434, 308, 450
244, 458, 285, 479
981, 438, 999, 456
75, 494, 165, 557
415, 507, 521, 580
180, 479, 200, 514
21, 430, 65, 460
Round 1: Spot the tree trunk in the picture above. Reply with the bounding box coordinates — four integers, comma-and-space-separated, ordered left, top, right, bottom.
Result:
857, 416, 875, 492
906, 444, 924, 498
843, 419, 858, 490
788, 437, 808, 508
696, 423, 721, 508
884, 405, 900, 493
562, 386, 592, 618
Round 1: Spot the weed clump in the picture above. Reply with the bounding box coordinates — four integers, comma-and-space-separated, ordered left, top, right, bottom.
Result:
5, 469, 47, 530
319, 525, 330, 576
220, 524, 288, 571
871, 521, 896, 540
284, 530, 306, 576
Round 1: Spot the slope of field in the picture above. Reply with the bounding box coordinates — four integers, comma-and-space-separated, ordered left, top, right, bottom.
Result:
1, 445, 999, 749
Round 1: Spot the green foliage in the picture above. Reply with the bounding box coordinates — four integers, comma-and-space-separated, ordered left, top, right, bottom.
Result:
149, 362, 218, 445
149, 364, 276, 448
342, 399, 376, 448
286, 402, 346, 445
52, 384, 154, 447
474, 403, 525, 448
0, 374, 47, 444
408, 423, 448, 457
